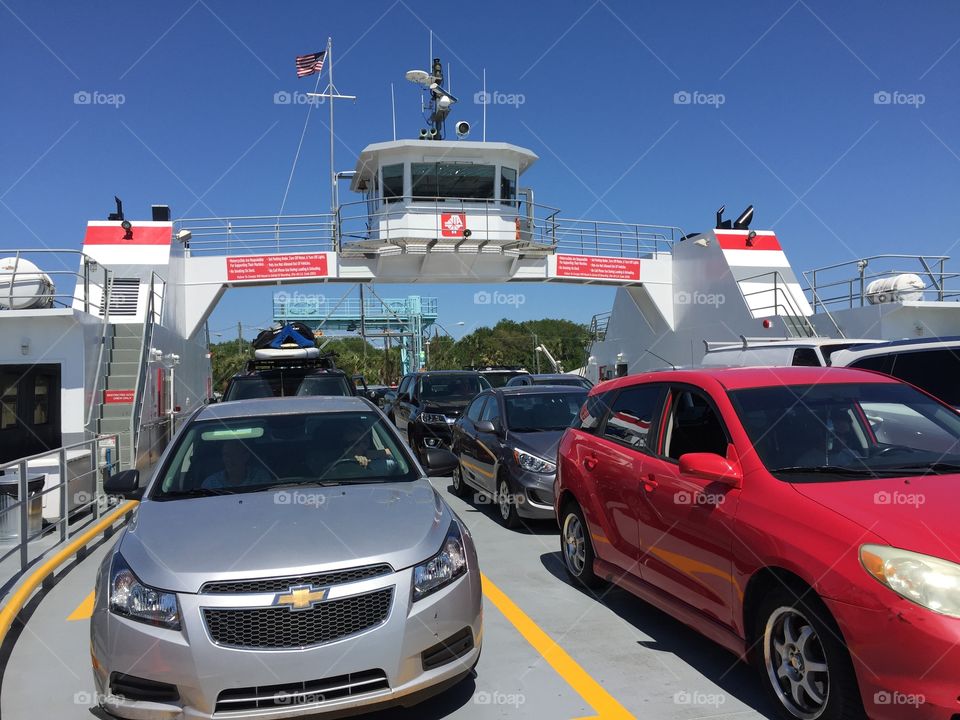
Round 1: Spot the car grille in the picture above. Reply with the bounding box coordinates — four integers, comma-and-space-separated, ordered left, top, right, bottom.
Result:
214, 669, 389, 714
200, 564, 393, 594
203, 588, 394, 649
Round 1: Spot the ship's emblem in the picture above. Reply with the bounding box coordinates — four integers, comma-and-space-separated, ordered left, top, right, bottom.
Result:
441, 213, 466, 237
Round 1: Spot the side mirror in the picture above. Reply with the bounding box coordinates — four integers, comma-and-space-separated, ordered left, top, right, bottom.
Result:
474, 420, 496, 434
678, 453, 742, 487
206, 397, 218, 404
104, 469, 144, 500
423, 448, 458, 476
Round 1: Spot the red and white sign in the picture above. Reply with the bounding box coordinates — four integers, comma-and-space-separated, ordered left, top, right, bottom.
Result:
226, 253, 329, 282
555, 254, 641, 281
104, 389, 134, 404
441, 213, 466, 238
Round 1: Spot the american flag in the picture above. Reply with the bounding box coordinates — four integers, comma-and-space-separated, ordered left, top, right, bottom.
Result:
296, 50, 326, 78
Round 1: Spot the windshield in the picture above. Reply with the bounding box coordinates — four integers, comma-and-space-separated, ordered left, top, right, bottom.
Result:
152, 411, 416, 499
482, 372, 521, 388
420, 375, 487, 401
728, 382, 960, 481
224, 372, 352, 401
504, 390, 587, 432
296, 375, 352, 397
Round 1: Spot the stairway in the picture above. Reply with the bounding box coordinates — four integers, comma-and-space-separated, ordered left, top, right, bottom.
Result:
96, 324, 143, 468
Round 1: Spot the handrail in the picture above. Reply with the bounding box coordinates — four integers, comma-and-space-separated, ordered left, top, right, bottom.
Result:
737, 270, 818, 338
0, 435, 121, 580
0, 500, 137, 643
176, 202, 684, 260
0, 248, 113, 315
803, 254, 959, 311
84, 263, 114, 429
129, 272, 162, 468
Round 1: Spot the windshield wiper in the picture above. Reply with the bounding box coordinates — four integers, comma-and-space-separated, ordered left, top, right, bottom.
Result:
876, 462, 960, 475
158, 487, 239, 499
768, 465, 882, 477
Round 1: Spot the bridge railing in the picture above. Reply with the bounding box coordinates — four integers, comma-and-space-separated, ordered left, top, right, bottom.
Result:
803, 254, 960, 311
0, 435, 121, 593
175, 215, 337, 256
176, 204, 682, 260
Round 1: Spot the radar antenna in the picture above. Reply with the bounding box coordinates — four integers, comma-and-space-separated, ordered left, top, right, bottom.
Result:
405, 56, 458, 140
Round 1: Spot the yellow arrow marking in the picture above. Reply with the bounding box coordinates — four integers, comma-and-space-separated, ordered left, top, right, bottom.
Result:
481, 572, 635, 720
67, 591, 95, 621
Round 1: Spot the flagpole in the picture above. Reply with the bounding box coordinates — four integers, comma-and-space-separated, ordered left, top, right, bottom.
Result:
327, 36, 335, 218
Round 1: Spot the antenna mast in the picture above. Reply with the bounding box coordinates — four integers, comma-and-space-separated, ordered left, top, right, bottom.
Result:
307, 37, 357, 215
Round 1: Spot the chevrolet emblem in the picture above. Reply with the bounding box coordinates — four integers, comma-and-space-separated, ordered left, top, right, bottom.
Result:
275, 584, 328, 611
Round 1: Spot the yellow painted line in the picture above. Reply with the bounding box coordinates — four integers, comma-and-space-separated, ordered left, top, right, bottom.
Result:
67, 591, 95, 621
0, 501, 138, 644
481, 572, 635, 720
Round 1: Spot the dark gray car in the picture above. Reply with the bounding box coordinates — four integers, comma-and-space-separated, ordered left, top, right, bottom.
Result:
450, 385, 587, 528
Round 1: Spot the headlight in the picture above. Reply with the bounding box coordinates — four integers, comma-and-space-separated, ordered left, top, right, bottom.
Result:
109, 554, 181, 629
513, 448, 556, 473
412, 522, 467, 601
420, 412, 450, 425
861, 544, 960, 618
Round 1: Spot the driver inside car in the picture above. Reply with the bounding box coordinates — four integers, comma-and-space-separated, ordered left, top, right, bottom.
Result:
202, 441, 272, 489
342, 422, 392, 468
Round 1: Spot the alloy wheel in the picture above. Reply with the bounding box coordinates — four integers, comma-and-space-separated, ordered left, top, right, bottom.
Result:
562, 513, 586, 576
763, 606, 830, 719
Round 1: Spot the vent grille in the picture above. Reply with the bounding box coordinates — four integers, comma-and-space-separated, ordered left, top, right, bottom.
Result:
101, 277, 140, 316
214, 669, 388, 714
203, 588, 393, 650
200, 564, 393, 594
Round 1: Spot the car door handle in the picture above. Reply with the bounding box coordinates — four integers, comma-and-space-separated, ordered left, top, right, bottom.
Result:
643, 473, 659, 492
583, 454, 598, 471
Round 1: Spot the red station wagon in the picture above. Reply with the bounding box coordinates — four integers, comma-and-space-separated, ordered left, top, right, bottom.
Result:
556, 366, 960, 720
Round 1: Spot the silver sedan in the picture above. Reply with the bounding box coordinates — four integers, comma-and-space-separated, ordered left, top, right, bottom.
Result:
91, 396, 482, 719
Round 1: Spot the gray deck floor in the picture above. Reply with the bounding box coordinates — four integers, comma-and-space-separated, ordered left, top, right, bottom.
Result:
0, 476, 775, 719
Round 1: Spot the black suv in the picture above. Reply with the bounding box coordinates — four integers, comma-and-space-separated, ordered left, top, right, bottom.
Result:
222, 359, 360, 401
389, 371, 491, 462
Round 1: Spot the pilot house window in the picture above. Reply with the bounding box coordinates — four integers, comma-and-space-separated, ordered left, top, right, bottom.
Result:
500, 166, 517, 205
382, 164, 404, 203
411, 162, 495, 200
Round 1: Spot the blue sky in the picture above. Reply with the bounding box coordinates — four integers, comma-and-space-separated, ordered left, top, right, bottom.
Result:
2, 0, 960, 341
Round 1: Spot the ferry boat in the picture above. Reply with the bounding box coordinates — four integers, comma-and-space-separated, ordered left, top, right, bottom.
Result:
3, 53, 960, 485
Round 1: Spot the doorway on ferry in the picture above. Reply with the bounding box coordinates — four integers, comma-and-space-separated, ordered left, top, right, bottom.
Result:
0, 364, 61, 464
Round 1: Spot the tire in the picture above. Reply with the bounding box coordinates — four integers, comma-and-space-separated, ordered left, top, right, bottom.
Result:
559, 502, 602, 588
451, 461, 468, 498
753, 585, 865, 720
496, 475, 520, 529
407, 429, 424, 466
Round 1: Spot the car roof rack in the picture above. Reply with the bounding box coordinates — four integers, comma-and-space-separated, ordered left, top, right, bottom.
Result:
246, 353, 338, 372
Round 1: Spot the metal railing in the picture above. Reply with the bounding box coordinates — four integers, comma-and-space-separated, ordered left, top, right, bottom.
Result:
175, 215, 337, 256
803, 255, 960, 312
133, 411, 190, 473
589, 311, 611, 341
0, 248, 114, 315
737, 271, 818, 338
176, 201, 683, 260
0, 435, 120, 587
129, 273, 164, 467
